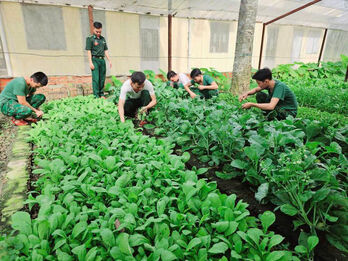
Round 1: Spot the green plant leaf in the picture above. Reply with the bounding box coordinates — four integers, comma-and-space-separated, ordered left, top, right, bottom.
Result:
100, 228, 115, 248
11, 212, 32, 235
129, 234, 149, 247
266, 251, 286, 261
72, 244, 86, 261
72, 222, 87, 239
208, 242, 228, 254
307, 236, 319, 251
161, 249, 177, 261
260, 211, 275, 232
255, 183, 269, 202
117, 233, 132, 256
196, 168, 208, 175
85, 247, 98, 261
295, 245, 307, 254
187, 238, 202, 251
268, 235, 284, 249
230, 159, 248, 170
280, 204, 298, 216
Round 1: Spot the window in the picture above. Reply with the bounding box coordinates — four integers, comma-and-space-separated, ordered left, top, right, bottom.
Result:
264, 25, 279, 68
323, 29, 348, 61
0, 35, 7, 76
306, 30, 321, 54
210, 21, 230, 53
140, 15, 160, 71
291, 28, 304, 62
22, 4, 66, 50
140, 29, 159, 61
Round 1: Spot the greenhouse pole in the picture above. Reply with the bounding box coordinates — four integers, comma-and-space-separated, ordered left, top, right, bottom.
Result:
317, 28, 327, 66
230, 0, 258, 95
168, 0, 173, 71
88, 5, 94, 34
258, 0, 322, 69
168, 14, 172, 71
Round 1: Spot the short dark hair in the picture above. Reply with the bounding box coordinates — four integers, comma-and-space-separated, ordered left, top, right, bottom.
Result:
94, 22, 102, 29
167, 70, 177, 80
252, 68, 272, 81
31, 72, 48, 86
131, 71, 146, 84
190, 68, 202, 78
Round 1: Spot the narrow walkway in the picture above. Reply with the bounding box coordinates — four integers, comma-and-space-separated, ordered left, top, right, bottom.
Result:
0, 126, 31, 231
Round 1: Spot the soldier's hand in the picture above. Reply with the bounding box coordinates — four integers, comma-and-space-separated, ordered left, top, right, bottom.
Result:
35, 110, 44, 118
242, 102, 253, 109
190, 93, 197, 99
239, 93, 248, 102
198, 85, 205, 91
90, 63, 95, 70
139, 107, 148, 114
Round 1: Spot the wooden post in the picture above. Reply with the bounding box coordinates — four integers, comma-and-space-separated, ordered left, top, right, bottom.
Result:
88, 5, 94, 35
258, 23, 265, 69
345, 65, 348, 82
168, 14, 172, 72
317, 28, 327, 66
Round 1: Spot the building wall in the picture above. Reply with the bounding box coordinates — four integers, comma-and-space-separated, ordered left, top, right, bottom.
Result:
189, 19, 237, 73
261, 24, 326, 68
105, 11, 141, 75
1, 2, 86, 76
0, 1, 344, 80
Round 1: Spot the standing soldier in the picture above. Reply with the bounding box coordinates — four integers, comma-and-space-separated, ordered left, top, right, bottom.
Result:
85, 21, 112, 98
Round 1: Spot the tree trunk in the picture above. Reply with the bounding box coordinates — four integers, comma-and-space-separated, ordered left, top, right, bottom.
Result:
231, 0, 258, 95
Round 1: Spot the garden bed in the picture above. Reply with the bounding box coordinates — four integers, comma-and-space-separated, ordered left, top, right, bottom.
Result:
141, 124, 347, 261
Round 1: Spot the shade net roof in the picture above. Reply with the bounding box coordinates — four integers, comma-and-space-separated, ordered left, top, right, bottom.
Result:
4, 0, 348, 31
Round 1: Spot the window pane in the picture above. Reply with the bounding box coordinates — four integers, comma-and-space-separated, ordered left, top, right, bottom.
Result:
22, 4, 66, 50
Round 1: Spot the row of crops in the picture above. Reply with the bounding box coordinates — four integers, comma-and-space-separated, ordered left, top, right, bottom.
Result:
1, 97, 309, 260
0, 59, 347, 260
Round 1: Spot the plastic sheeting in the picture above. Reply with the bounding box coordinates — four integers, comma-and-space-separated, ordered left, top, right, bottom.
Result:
4, 0, 348, 31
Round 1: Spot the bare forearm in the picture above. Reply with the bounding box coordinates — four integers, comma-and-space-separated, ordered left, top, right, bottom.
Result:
20, 101, 37, 112
118, 103, 125, 122
184, 84, 195, 95
248, 88, 261, 96
87, 51, 92, 63
105, 51, 111, 62
202, 84, 218, 90
145, 100, 157, 110
251, 102, 275, 110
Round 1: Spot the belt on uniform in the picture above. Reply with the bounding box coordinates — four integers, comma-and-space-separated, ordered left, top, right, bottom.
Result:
92, 56, 104, 59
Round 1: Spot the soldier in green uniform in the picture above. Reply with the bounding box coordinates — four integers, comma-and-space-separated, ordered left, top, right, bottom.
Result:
0, 72, 48, 126
239, 68, 298, 120
166, 71, 190, 89
184, 68, 219, 99
85, 21, 112, 98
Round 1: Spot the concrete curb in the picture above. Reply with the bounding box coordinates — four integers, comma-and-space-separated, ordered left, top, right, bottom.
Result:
0, 125, 31, 230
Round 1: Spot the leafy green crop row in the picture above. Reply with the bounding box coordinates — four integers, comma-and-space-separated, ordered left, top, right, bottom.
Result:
144, 84, 348, 254
298, 107, 348, 127
272, 55, 348, 82
290, 83, 348, 114
0, 97, 303, 260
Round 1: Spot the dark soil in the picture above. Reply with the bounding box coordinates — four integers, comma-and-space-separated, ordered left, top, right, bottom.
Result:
141, 125, 347, 261
24, 143, 40, 219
